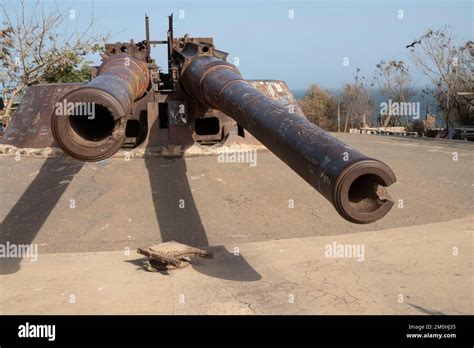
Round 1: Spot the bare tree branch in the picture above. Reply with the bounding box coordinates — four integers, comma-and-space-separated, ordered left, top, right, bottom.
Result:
0, 0, 107, 116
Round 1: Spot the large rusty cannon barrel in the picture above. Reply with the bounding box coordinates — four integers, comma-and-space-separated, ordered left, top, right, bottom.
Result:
51, 54, 150, 161
181, 55, 396, 224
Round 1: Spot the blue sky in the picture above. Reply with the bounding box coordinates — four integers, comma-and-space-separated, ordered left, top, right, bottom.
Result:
3, 0, 473, 90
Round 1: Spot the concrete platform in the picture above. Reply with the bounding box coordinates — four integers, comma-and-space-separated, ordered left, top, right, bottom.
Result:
1, 217, 472, 314
0, 134, 473, 314
0, 134, 472, 259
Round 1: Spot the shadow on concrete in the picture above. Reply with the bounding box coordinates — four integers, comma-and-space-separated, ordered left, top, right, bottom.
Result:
144, 156, 209, 246
124, 258, 173, 276
125, 248, 261, 281
0, 158, 84, 275
144, 124, 260, 281
191, 245, 261, 281
125, 258, 146, 268
408, 303, 446, 315
1, 123, 260, 281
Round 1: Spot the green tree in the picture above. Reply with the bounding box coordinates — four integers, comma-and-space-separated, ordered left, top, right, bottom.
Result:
0, 0, 107, 116
42, 44, 103, 83
299, 84, 338, 131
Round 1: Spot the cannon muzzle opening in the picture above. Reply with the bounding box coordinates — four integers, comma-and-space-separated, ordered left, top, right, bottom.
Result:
333, 159, 396, 224
51, 54, 150, 162
69, 104, 116, 142
51, 88, 128, 162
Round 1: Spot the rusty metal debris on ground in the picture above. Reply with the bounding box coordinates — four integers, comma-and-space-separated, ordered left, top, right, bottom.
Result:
137, 241, 213, 272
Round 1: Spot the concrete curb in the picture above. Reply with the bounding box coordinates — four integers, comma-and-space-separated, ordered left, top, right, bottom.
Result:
1, 216, 472, 314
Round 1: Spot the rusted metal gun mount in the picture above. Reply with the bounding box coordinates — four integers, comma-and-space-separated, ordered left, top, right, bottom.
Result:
50, 14, 230, 161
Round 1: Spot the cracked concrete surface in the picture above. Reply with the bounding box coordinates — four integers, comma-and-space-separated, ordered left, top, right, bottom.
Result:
1, 217, 471, 314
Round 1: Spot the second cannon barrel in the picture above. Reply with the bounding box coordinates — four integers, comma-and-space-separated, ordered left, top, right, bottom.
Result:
181, 55, 397, 224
